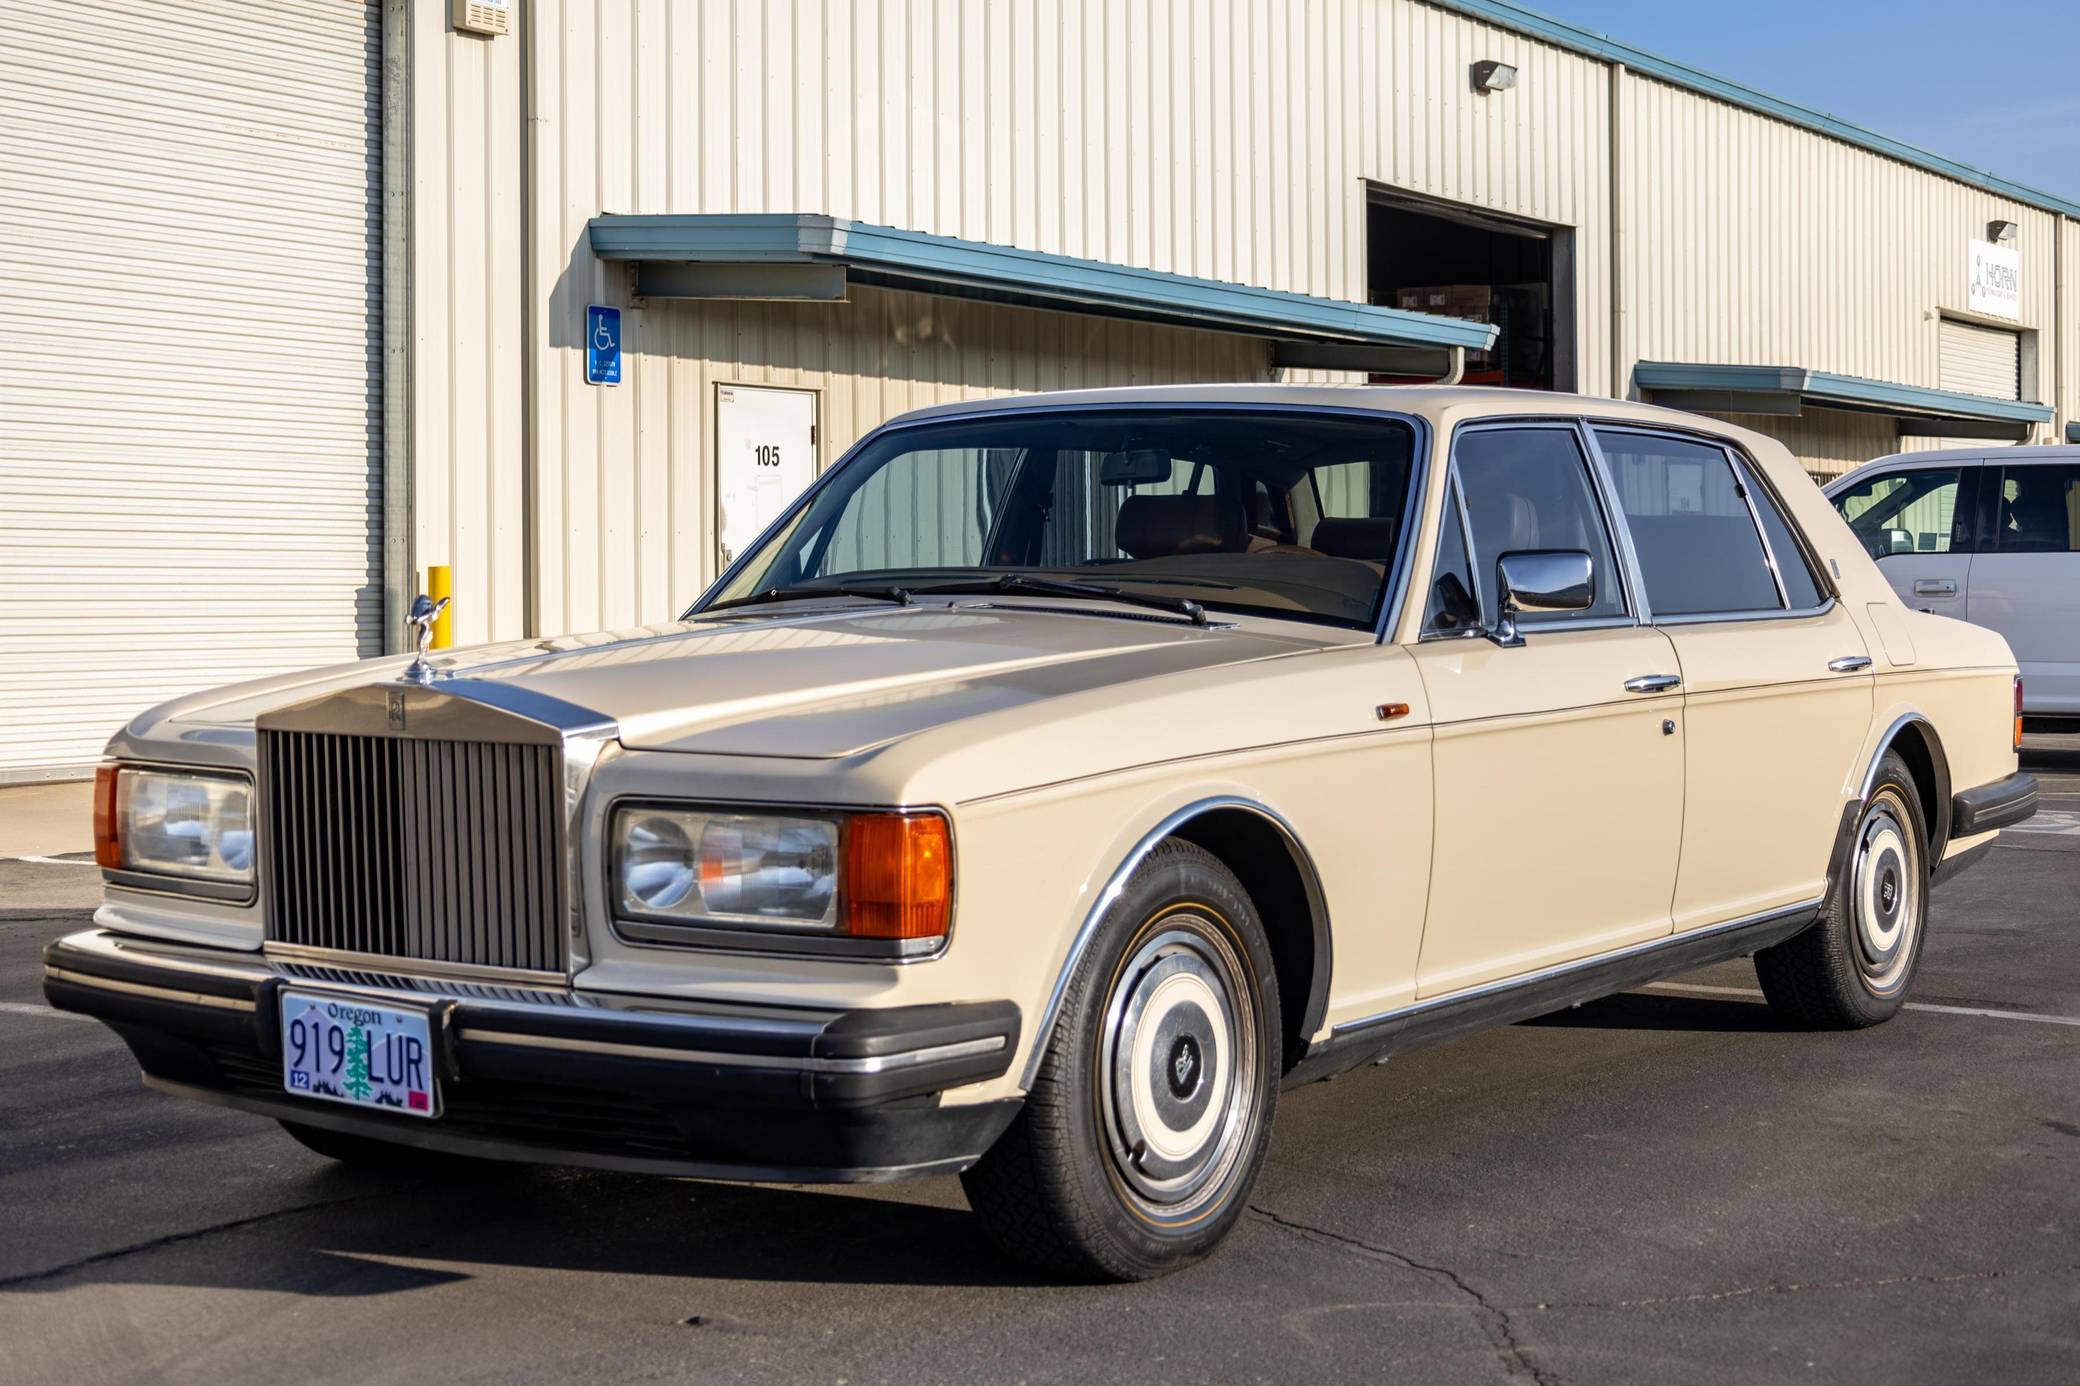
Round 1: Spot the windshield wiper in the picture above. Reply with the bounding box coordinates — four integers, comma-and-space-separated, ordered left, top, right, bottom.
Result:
915, 573, 1209, 626
704, 581, 917, 613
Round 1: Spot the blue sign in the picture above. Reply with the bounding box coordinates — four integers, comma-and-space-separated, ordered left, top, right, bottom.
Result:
586, 304, 622, 386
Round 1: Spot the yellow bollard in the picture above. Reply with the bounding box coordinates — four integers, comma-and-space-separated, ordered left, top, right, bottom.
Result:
427, 565, 453, 649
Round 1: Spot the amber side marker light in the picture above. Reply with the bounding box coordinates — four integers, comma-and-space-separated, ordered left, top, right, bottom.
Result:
2015, 675, 2025, 752
842, 812, 952, 941
93, 764, 123, 869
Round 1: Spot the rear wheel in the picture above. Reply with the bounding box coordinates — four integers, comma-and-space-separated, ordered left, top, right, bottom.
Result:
1756, 750, 1928, 1028
962, 839, 1281, 1281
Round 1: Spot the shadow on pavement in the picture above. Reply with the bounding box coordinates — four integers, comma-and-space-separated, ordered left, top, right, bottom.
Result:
1520, 991, 1784, 1035
0, 1155, 1052, 1297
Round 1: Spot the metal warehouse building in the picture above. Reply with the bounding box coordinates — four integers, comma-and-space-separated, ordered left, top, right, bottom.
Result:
3, 0, 2076, 780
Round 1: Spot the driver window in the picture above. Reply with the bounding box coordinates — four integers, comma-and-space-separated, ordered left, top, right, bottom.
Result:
1450, 427, 1627, 626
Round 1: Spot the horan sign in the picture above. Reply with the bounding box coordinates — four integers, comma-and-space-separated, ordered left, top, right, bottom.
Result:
1967, 239, 2022, 321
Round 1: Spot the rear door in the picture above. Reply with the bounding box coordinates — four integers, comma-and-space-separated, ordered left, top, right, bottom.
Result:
1970, 462, 2080, 716
1831, 463, 1981, 618
1596, 428, 1873, 929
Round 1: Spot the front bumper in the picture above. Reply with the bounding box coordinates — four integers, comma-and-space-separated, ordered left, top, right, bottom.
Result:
44, 929, 1022, 1182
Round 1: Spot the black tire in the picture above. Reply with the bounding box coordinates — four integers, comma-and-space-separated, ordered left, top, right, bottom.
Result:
279, 1120, 508, 1178
962, 839, 1281, 1281
1756, 750, 1929, 1028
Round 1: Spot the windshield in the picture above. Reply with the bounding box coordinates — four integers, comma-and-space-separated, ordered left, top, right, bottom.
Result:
701, 409, 1421, 630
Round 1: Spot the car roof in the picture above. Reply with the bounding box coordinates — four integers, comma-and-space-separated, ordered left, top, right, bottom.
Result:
1826, 444, 2080, 493
1847, 444, 2080, 469
887, 383, 1741, 435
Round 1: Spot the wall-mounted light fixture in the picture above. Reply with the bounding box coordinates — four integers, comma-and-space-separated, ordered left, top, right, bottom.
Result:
1471, 59, 1519, 95
1987, 220, 2019, 245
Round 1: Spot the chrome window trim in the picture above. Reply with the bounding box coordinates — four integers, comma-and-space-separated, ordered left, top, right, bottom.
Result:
1019, 794, 1332, 1091
1429, 417, 1641, 635
1416, 471, 1485, 640
683, 401, 1435, 645
1585, 421, 1841, 626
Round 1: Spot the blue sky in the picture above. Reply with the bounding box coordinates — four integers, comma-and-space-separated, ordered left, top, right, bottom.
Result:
1539, 0, 2080, 202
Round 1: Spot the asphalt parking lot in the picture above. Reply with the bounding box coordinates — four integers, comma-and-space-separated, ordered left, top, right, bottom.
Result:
3, 745, 2075, 1386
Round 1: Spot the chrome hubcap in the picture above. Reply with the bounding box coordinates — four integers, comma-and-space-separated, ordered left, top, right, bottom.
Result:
1852, 790, 1921, 996
1099, 919, 1258, 1219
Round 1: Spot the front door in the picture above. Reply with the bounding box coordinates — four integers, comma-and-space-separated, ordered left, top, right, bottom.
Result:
1593, 427, 1874, 929
1410, 423, 1685, 997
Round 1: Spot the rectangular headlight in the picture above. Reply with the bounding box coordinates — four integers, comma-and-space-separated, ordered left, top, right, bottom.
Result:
96, 764, 255, 889
613, 805, 951, 945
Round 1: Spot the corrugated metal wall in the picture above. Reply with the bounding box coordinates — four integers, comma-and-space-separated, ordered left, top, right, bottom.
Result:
416, 0, 1615, 641
2063, 218, 2079, 439
406, 0, 526, 648
405, 0, 2074, 642
1716, 412, 1903, 485
0, 0, 384, 779
545, 286, 1268, 631
1616, 71, 2060, 419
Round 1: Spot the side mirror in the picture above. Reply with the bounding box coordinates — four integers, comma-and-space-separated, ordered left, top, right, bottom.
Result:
1491, 549, 1594, 648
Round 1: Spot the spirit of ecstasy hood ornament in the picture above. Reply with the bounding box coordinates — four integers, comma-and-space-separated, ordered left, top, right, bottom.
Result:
400, 594, 451, 685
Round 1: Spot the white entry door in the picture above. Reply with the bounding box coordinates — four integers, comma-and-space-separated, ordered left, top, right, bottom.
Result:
716, 385, 818, 573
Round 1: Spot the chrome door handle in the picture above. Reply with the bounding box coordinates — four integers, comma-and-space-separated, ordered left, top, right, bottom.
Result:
1623, 674, 1682, 694
1828, 655, 1873, 673
1912, 579, 1957, 596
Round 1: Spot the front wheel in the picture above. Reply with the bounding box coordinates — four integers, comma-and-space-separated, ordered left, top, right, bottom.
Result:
1756, 750, 1929, 1028
962, 839, 1281, 1281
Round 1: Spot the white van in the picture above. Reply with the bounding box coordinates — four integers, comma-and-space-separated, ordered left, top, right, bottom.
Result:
1827, 446, 2080, 723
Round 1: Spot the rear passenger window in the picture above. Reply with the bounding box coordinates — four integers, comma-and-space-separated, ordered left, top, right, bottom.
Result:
1736, 462, 1826, 609
1990, 465, 2080, 553
1596, 431, 1781, 617
1453, 427, 1627, 625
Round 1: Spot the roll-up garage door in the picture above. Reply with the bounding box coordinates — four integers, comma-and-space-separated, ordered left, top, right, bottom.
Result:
1938, 317, 2021, 400
0, 0, 383, 782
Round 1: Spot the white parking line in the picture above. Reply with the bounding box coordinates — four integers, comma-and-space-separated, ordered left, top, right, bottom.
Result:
1642, 981, 2080, 1028
2003, 810, 2080, 836
0, 1002, 95, 1023
13, 855, 97, 866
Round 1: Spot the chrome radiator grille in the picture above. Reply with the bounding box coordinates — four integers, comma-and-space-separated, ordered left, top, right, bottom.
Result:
259, 730, 568, 974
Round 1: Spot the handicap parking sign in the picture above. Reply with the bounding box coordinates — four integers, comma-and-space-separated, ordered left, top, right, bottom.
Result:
586, 304, 622, 386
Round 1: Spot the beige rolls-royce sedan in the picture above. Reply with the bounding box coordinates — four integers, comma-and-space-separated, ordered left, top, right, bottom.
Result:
46, 386, 2039, 1280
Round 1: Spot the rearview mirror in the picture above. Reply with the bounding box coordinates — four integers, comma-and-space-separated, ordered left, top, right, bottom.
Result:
1098, 449, 1174, 486
1491, 549, 1594, 648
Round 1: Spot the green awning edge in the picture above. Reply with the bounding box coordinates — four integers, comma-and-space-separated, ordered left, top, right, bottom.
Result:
1633, 362, 2055, 430
589, 213, 1498, 352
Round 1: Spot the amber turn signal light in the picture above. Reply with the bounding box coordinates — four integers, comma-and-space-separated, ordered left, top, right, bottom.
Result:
93, 763, 122, 869
842, 812, 952, 941
2015, 675, 2024, 752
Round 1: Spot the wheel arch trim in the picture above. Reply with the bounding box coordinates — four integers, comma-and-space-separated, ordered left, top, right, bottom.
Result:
1854, 711, 1954, 863
1017, 795, 1333, 1092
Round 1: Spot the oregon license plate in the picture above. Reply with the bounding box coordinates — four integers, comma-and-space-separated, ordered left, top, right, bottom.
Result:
279, 990, 438, 1118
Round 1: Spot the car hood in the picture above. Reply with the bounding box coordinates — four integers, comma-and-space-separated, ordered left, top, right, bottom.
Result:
151, 602, 1353, 760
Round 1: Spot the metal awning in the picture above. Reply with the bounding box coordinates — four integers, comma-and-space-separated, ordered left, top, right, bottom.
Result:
588, 213, 1497, 375
1633, 362, 2055, 442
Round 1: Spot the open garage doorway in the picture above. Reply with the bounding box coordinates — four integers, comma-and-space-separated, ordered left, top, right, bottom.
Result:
1366, 188, 1576, 391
